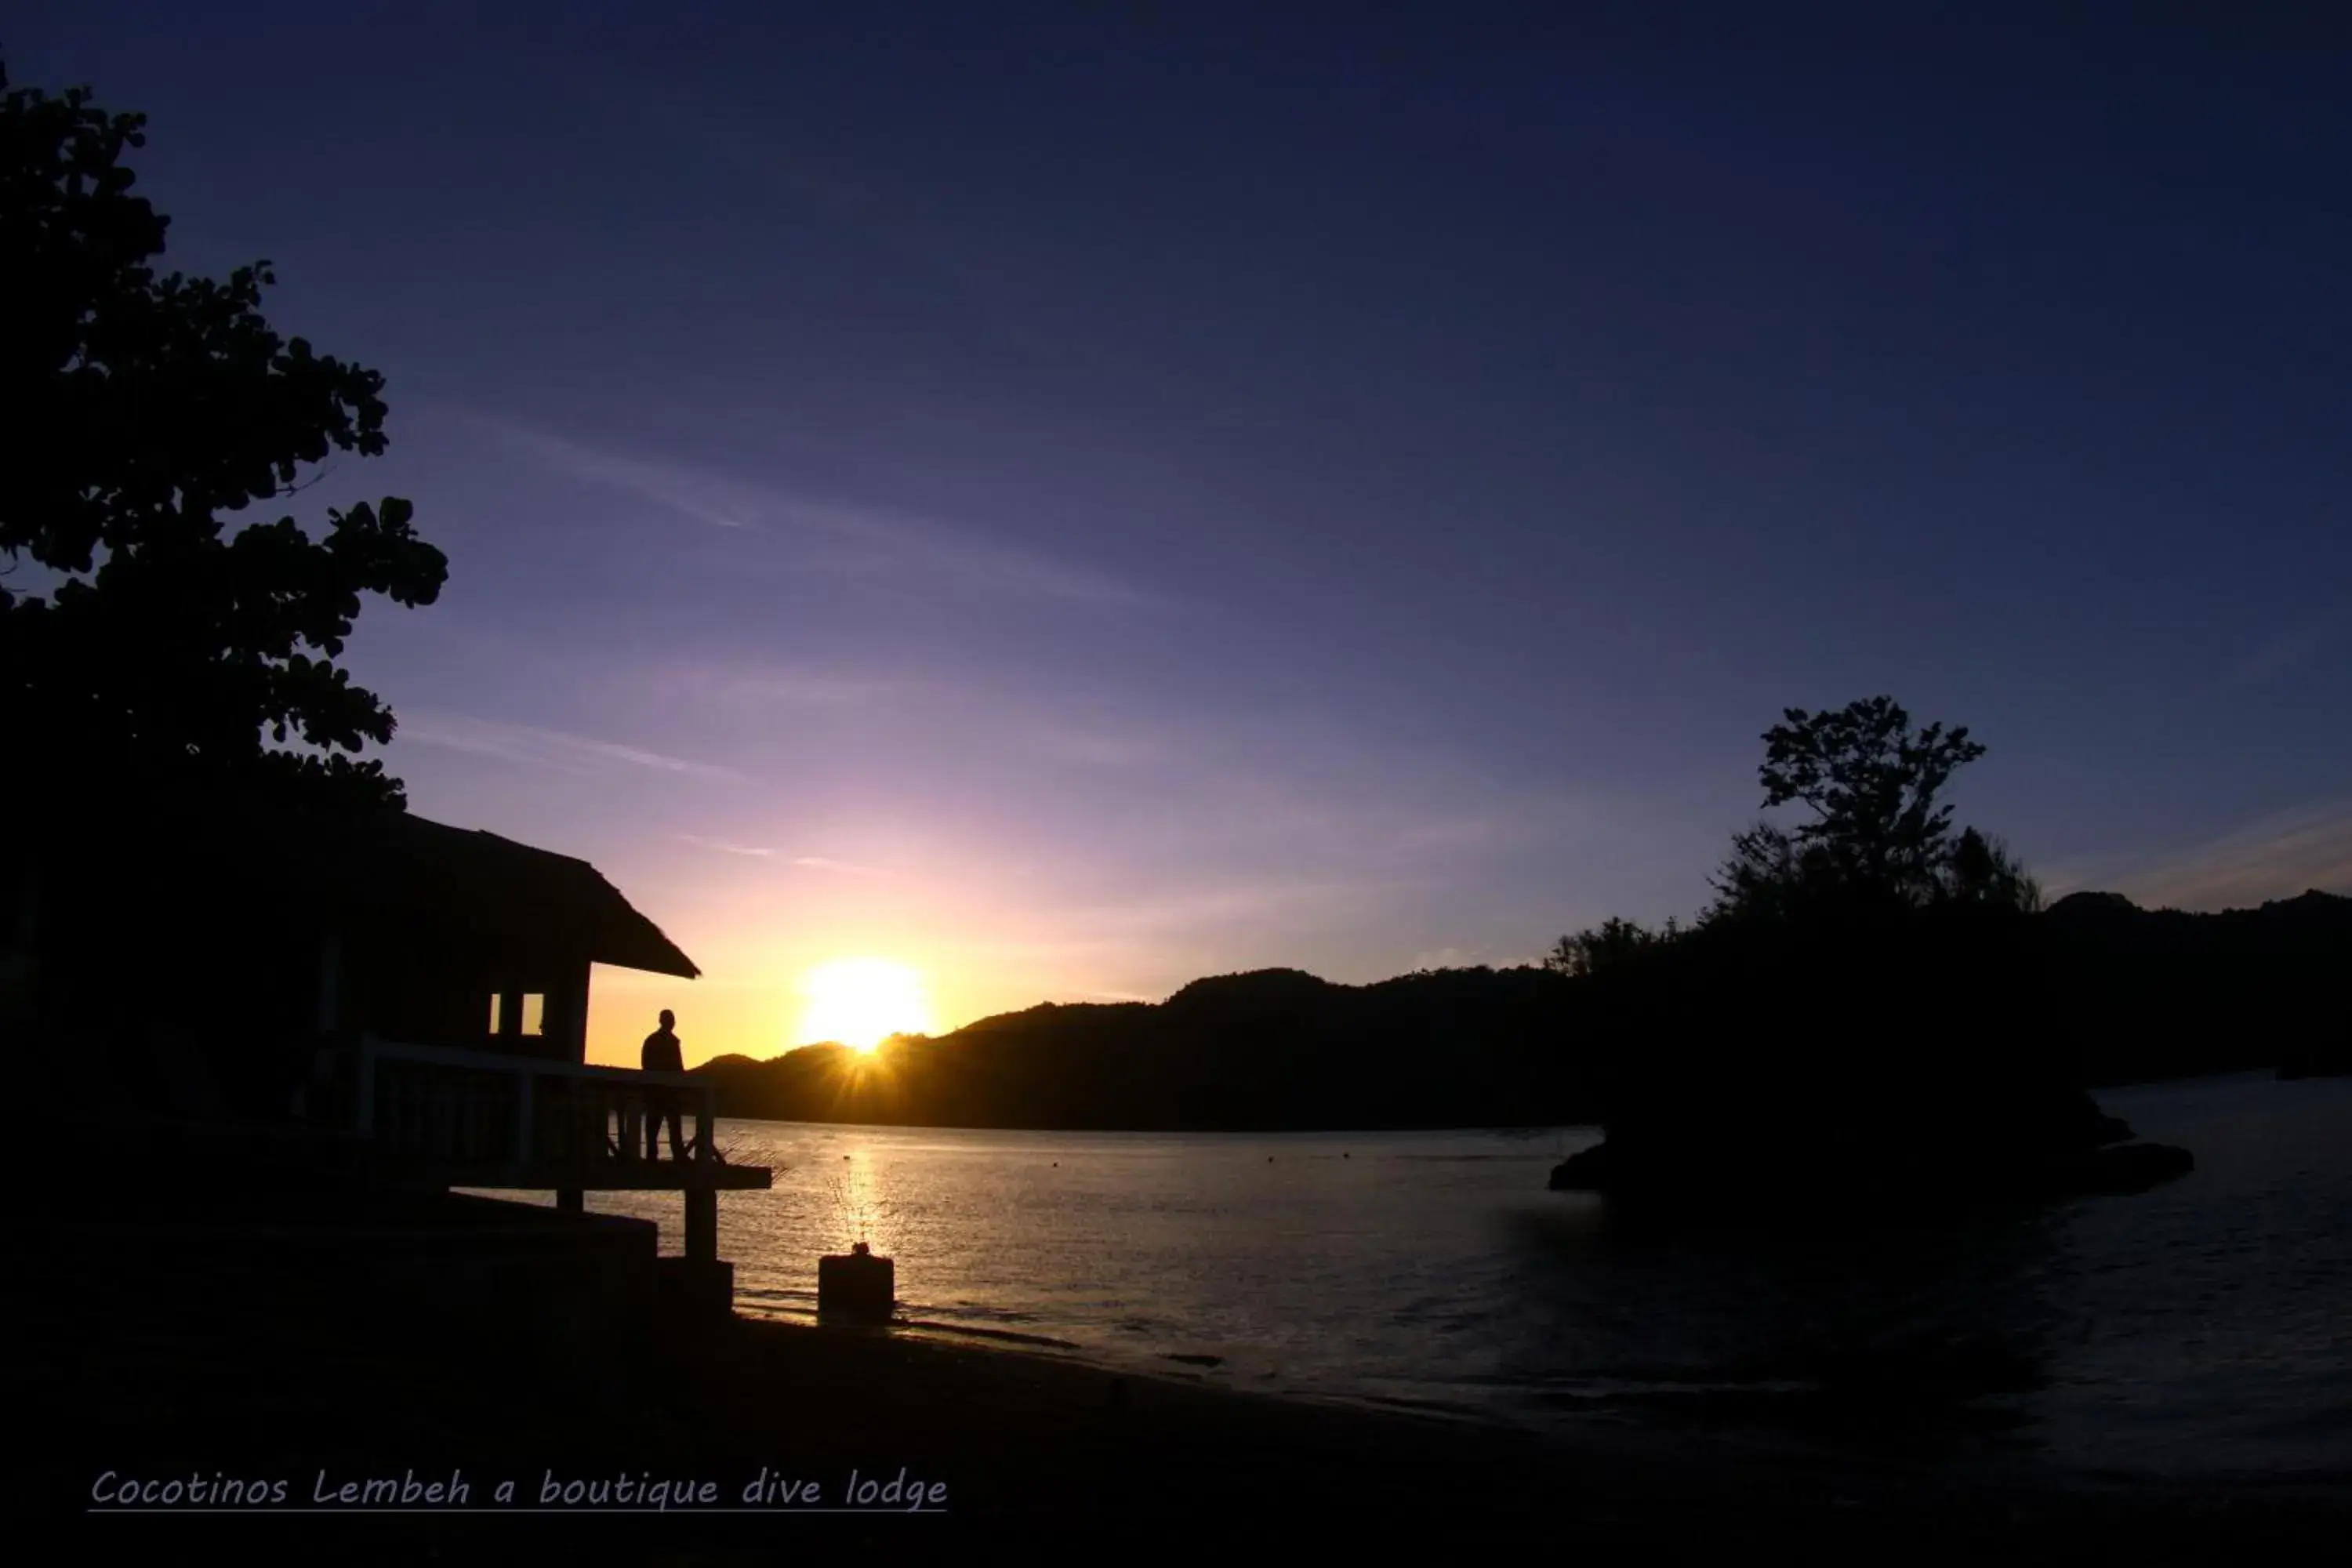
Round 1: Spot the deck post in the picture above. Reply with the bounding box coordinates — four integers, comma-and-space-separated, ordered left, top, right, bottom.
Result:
514, 1068, 535, 1169
684, 1186, 717, 1261
315, 933, 341, 1031
556, 1188, 583, 1213
354, 1034, 376, 1134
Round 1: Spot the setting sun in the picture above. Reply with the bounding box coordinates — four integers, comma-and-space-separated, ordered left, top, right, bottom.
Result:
798, 958, 935, 1051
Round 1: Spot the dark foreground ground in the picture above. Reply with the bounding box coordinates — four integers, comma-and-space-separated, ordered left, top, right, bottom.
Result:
18, 1178, 2347, 1564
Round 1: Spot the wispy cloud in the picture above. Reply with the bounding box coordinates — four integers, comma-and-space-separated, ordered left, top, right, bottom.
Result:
1389, 817, 1504, 856
1066, 878, 1386, 938
2201, 598, 2352, 695
670, 833, 888, 872
398, 710, 743, 782
1023, 720, 1170, 770
676, 833, 775, 857
734, 151, 1064, 360
475, 418, 1161, 610
2047, 800, 2352, 911
2227, 624, 2336, 686
543, 57, 1061, 362
487, 424, 760, 529
657, 664, 907, 713
788, 855, 891, 877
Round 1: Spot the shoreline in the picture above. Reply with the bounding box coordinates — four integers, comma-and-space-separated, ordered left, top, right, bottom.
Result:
736, 1311, 2352, 1500
31, 1167, 2351, 1558
41, 1265, 2352, 1558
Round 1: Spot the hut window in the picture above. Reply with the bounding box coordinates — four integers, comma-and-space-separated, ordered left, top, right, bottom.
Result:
521, 993, 546, 1036
488, 994, 503, 1034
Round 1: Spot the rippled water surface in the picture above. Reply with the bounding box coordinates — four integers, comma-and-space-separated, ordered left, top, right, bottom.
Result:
556, 1073, 2352, 1481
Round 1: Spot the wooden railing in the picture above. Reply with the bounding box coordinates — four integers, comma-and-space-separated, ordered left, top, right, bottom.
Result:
354, 1035, 736, 1189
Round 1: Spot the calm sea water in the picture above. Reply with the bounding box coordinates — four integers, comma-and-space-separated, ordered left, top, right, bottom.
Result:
548, 1073, 2352, 1483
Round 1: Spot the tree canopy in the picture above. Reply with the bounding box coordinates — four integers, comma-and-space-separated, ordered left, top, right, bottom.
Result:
1544, 915, 1679, 978
1, 63, 444, 816
1547, 695, 2040, 967
1709, 695, 2035, 921
1757, 695, 1981, 888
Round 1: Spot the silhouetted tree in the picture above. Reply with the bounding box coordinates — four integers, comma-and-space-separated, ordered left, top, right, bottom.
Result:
1709, 696, 2012, 921
1759, 695, 1983, 885
1544, 915, 1680, 978
1940, 826, 2042, 913
1704, 821, 1828, 924
1, 63, 445, 816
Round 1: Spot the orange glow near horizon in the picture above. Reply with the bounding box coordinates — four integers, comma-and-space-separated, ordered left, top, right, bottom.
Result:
797, 957, 936, 1051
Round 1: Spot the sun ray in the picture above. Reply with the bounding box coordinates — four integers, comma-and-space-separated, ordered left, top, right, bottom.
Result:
798, 958, 934, 1051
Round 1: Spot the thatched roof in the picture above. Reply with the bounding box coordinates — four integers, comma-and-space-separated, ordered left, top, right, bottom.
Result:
242, 810, 701, 978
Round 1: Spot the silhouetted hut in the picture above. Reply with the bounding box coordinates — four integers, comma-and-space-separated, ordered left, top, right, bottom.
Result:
293, 812, 701, 1064
20, 805, 764, 1287
276, 812, 766, 1260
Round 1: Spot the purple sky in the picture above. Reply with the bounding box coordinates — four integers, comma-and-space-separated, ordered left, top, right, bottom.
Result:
17, 5, 2349, 1062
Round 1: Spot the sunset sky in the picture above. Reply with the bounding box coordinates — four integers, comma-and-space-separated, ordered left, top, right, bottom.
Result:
18, 5, 2348, 1064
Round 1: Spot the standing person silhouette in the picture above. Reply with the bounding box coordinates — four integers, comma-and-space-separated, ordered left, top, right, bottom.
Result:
641, 1009, 688, 1160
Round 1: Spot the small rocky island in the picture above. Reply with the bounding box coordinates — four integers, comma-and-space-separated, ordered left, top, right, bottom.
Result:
1533, 698, 2230, 1215
1537, 913, 2204, 1214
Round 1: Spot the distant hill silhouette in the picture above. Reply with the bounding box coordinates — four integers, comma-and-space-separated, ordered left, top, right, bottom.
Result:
699, 966, 1582, 1131
694, 891, 2350, 1131
2041, 888, 2352, 1082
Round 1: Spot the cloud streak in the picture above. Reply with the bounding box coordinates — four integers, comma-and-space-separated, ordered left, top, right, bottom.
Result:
677, 833, 775, 857
2048, 800, 2352, 911
2191, 596, 2352, 698
669, 834, 890, 873
398, 710, 743, 782
477, 418, 1162, 610
655, 663, 908, 713
788, 855, 892, 877
1063, 877, 1392, 938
